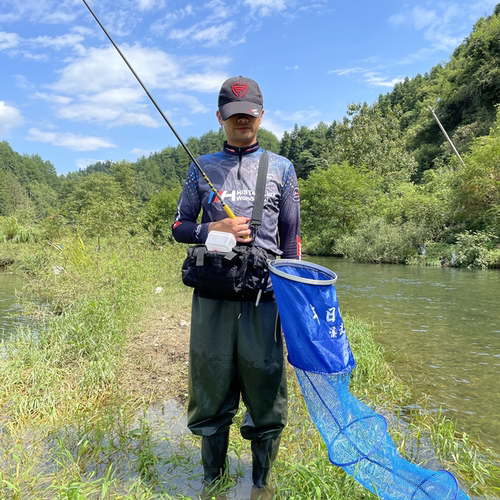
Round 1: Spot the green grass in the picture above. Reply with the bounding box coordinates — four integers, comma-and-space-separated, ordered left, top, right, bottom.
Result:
1, 233, 499, 499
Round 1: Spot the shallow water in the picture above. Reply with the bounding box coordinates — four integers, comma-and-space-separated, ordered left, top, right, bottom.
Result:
307, 257, 500, 454
0, 272, 23, 341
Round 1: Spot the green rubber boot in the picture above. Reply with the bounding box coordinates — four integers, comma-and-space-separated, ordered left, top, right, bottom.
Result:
201, 431, 229, 485
251, 435, 281, 488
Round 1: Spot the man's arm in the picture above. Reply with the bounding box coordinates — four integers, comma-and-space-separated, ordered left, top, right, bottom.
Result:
171, 163, 253, 244
278, 162, 301, 259
171, 164, 209, 244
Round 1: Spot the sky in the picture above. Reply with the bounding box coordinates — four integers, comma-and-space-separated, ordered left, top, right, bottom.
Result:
0, 0, 498, 176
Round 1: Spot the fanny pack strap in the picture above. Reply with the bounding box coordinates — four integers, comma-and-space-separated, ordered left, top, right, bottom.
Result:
250, 150, 269, 236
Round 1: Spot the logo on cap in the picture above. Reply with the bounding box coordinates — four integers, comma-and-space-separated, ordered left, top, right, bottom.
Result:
231, 82, 248, 98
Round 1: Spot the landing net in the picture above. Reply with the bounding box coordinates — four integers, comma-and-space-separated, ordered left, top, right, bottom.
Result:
268, 259, 469, 500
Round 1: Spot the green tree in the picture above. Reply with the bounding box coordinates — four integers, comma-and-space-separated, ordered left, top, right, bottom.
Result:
300, 162, 376, 254
451, 109, 500, 236
329, 103, 417, 189
141, 187, 181, 244
63, 172, 130, 247
111, 160, 135, 199
257, 128, 280, 153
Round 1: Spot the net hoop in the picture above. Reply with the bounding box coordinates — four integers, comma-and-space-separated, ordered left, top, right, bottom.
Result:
268, 259, 337, 285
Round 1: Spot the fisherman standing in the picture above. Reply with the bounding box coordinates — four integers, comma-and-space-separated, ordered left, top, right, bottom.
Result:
172, 76, 301, 498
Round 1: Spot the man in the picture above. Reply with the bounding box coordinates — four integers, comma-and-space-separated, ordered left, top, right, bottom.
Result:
172, 76, 301, 498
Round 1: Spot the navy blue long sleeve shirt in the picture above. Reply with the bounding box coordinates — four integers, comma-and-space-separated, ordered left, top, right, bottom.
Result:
172, 142, 301, 259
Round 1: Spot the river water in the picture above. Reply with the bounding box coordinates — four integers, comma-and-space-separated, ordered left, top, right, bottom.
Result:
307, 256, 500, 454
0, 271, 23, 342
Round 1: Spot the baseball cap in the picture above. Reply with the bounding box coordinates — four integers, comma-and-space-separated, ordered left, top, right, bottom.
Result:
218, 76, 263, 120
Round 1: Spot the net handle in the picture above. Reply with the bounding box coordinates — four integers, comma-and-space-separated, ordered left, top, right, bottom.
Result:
268, 259, 337, 285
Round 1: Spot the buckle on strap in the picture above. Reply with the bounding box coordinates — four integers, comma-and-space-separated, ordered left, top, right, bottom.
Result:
194, 246, 205, 266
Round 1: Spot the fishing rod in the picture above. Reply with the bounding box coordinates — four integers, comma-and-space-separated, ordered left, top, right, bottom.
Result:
81, 0, 238, 220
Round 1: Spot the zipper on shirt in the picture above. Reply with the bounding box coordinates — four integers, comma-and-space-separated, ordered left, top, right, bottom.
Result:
238, 149, 243, 180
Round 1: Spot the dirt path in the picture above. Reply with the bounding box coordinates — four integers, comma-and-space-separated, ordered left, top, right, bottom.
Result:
121, 306, 192, 406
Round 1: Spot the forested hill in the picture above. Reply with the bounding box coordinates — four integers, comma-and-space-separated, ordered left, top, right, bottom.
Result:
380, 2, 500, 178
0, 141, 59, 219
1, 4, 500, 266
281, 3, 500, 181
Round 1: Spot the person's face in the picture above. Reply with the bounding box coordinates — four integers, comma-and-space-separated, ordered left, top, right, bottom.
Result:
216, 110, 263, 148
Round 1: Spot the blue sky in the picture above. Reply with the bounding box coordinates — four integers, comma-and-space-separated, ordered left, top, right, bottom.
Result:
0, 0, 497, 175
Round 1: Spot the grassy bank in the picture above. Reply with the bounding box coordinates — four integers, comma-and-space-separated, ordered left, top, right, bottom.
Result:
1, 235, 499, 499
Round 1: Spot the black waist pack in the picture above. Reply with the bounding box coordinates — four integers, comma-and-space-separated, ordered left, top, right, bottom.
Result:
181, 244, 273, 295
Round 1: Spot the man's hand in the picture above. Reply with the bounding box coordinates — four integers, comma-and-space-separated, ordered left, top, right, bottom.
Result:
209, 217, 252, 242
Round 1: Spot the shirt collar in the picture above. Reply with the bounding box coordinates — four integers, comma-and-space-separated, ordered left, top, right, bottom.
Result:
223, 141, 260, 156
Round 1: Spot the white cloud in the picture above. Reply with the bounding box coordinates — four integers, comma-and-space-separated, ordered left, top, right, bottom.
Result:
273, 108, 321, 123
165, 93, 210, 114
173, 72, 228, 92
412, 6, 439, 30
28, 33, 85, 52
328, 68, 404, 88
137, 0, 165, 11
0, 31, 21, 51
388, 13, 406, 26
0, 13, 20, 22
0, 0, 79, 24
242, 0, 287, 16
204, 0, 229, 20
263, 107, 323, 139
0, 102, 23, 135
21, 51, 50, 61
151, 5, 195, 35
44, 45, 229, 129
13, 75, 35, 89
27, 128, 116, 151
42, 11, 78, 24
388, 3, 476, 55
50, 45, 182, 94
130, 147, 156, 156
469, 0, 500, 20
169, 21, 235, 46
285, 65, 299, 70
175, 116, 194, 126
56, 103, 160, 128
115, 112, 160, 127
32, 92, 73, 105
260, 115, 286, 139
328, 67, 364, 77
82, 88, 145, 104
75, 158, 106, 170
363, 72, 404, 87
71, 26, 94, 36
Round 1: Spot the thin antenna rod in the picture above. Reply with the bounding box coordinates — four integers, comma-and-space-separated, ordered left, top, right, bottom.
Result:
429, 106, 466, 168
81, 0, 237, 218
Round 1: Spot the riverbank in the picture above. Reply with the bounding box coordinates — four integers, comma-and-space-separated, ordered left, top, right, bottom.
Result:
0, 236, 499, 499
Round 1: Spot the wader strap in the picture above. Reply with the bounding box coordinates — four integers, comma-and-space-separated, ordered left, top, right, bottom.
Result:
250, 150, 269, 231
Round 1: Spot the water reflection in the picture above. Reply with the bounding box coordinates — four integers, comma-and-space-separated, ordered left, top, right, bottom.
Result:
307, 257, 500, 453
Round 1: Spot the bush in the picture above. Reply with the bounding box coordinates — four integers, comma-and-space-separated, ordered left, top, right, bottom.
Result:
486, 247, 500, 268
141, 187, 181, 245
334, 217, 423, 263
1, 216, 22, 240
452, 230, 497, 268
0, 216, 38, 243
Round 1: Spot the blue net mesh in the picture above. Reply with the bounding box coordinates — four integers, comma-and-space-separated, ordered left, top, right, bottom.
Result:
269, 260, 469, 500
